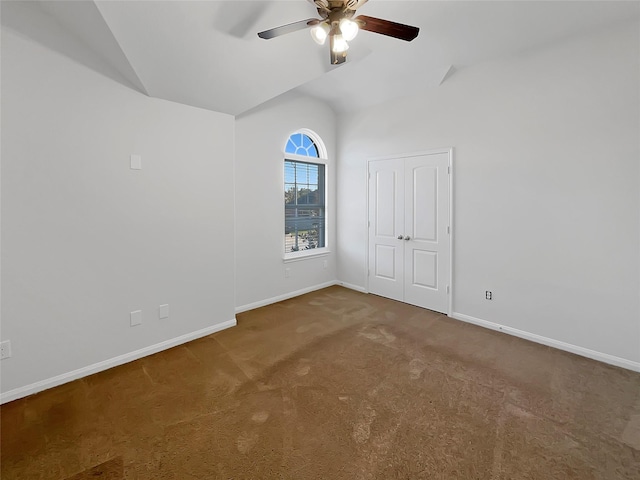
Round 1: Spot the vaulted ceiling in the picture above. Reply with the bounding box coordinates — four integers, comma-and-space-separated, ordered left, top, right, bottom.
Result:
2, 1, 639, 115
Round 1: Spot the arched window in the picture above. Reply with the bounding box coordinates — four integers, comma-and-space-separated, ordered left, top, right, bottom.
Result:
285, 132, 319, 158
284, 130, 327, 257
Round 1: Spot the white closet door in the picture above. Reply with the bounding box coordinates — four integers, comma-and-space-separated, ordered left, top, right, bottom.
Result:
403, 153, 450, 313
368, 151, 451, 314
368, 158, 404, 302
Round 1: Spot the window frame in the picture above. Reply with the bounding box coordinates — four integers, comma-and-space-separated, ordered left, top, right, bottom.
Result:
283, 151, 330, 262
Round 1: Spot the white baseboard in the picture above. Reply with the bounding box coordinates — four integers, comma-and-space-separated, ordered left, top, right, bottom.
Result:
0, 319, 237, 405
235, 281, 338, 314
451, 312, 640, 373
335, 281, 367, 294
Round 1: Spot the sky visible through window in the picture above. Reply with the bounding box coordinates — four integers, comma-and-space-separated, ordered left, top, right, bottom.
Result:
286, 133, 318, 158
284, 133, 319, 187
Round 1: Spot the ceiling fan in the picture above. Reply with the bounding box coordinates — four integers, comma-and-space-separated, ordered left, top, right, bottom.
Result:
257, 0, 419, 65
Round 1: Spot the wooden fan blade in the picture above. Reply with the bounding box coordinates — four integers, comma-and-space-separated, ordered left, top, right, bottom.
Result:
355, 15, 419, 42
257, 18, 318, 39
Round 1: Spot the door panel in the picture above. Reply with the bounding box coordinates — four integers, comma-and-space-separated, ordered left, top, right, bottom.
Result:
411, 166, 437, 242
404, 153, 450, 312
375, 170, 397, 237
368, 159, 404, 302
374, 245, 398, 279
412, 250, 437, 289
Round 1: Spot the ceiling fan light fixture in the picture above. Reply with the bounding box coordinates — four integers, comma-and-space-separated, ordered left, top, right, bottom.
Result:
310, 22, 330, 45
257, 1, 420, 66
339, 18, 358, 41
331, 34, 349, 54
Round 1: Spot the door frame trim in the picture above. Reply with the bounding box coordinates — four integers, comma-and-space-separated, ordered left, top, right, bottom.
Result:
366, 147, 454, 316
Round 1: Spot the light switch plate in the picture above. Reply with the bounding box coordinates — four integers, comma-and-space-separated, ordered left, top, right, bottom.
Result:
130, 310, 142, 326
130, 154, 142, 170
159, 304, 169, 319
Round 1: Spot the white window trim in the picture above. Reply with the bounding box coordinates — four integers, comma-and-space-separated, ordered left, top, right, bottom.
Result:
283, 248, 331, 263
283, 152, 326, 162
283, 152, 329, 261
293, 128, 328, 159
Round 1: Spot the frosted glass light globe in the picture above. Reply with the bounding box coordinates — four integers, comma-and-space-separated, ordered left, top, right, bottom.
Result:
339, 18, 358, 41
310, 23, 330, 45
331, 34, 349, 53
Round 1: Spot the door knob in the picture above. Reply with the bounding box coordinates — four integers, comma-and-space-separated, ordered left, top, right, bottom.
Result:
397, 235, 404, 240
404, 236, 411, 241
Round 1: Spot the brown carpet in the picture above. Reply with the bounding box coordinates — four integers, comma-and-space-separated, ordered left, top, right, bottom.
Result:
1, 286, 639, 479
64, 457, 123, 479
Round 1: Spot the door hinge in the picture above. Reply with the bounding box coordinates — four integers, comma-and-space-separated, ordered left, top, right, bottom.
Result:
447, 166, 451, 174
447, 226, 450, 234
368, 269, 370, 276
446, 285, 450, 294
368, 220, 370, 228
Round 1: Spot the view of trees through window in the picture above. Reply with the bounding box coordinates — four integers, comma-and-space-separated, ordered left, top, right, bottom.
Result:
284, 132, 325, 254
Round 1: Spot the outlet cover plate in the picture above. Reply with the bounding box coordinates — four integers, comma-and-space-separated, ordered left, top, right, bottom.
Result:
130, 154, 142, 170
130, 310, 142, 327
0, 340, 12, 360
159, 304, 169, 319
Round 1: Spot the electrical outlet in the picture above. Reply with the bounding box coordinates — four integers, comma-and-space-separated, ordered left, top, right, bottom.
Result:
130, 154, 142, 170
0, 340, 12, 360
130, 310, 142, 327
284, 268, 290, 278
485, 291, 493, 300
323, 260, 328, 269
159, 304, 169, 319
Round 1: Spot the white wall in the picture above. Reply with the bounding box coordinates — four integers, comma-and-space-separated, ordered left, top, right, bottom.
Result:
234, 93, 338, 310
337, 21, 640, 366
1, 29, 236, 399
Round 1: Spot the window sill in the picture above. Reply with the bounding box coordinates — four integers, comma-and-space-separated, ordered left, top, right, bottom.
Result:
283, 249, 331, 263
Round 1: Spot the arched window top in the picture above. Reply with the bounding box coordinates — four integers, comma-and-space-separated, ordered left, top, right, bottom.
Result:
284, 129, 327, 159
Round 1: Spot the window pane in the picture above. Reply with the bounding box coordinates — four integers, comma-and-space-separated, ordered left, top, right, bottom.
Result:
284, 133, 319, 158
296, 167, 309, 184
284, 185, 296, 204
284, 162, 296, 183
308, 168, 318, 184
308, 143, 318, 158
285, 207, 325, 252
284, 159, 326, 253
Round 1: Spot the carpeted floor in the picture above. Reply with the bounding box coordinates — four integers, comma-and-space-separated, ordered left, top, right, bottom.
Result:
1, 286, 639, 479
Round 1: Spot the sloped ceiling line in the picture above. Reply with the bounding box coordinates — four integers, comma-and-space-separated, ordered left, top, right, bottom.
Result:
90, 0, 149, 96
